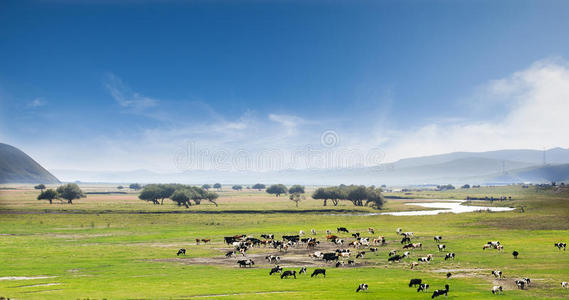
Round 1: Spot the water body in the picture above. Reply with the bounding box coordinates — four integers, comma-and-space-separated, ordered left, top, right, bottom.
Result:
381, 200, 515, 216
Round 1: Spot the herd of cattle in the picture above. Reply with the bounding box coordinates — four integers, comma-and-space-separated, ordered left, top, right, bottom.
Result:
175, 227, 568, 297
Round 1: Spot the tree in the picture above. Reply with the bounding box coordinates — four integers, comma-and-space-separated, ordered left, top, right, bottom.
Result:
37, 189, 57, 204
202, 184, 211, 190
328, 187, 347, 206
56, 183, 85, 204
138, 184, 176, 205
232, 185, 243, 191
289, 193, 305, 207
34, 184, 46, 191
205, 191, 219, 207
117, 185, 124, 190
266, 184, 287, 197
129, 183, 142, 190
364, 186, 385, 209
213, 183, 222, 191
461, 184, 470, 189
288, 185, 305, 194
347, 185, 367, 206
170, 189, 192, 208
312, 187, 330, 206
252, 183, 266, 191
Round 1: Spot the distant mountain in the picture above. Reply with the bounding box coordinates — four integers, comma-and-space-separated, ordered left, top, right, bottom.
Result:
48, 148, 569, 185
0, 143, 60, 184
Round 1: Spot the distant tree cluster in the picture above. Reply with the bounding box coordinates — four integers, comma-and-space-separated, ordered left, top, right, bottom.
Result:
129, 183, 142, 190
266, 184, 288, 197
138, 184, 219, 207
37, 183, 85, 204
252, 183, 266, 191
232, 185, 243, 191
312, 185, 385, 209
437, 184, 456, 191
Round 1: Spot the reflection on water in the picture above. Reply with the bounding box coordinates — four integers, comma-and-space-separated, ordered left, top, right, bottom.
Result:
381, 200, 515, 216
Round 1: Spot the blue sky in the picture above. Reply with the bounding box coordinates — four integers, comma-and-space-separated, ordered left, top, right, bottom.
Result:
1, 0, 569, 174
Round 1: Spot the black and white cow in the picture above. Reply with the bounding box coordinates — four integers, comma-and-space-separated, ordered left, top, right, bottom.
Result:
237, 259, 254, 268
444, 253, 455, 260
299, 267, 307, 275
369, 247, 379, 254
388, 254, 404, 262
491, 285, 503, 294
492, 270, 502, 278
323, 253, 339, 262
261, 234, 274, 240
176, 248, 186, 256
417, 284, 430, 292
265, 255, 280, 264
431, 284, 449, 298
561, 282, 568, 288
311, 269, 326, 278
515, 280, 525, 290
269, 265, 283, 275
555, 242, 567, 251
281, 270, 296, 279
409, 278, 422, 287
434, 236, 443, 242
337, 227, 349, 233
356, 251, 366, 259
438, 244, 446, 251
356, 283, 368, 292
401, 236, 411, 244
225, 250, 236, 258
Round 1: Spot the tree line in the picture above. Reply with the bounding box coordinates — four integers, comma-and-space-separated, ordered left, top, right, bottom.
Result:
37, 183, 86, 204
138, 184, 219, 207
312, 185, 384, 209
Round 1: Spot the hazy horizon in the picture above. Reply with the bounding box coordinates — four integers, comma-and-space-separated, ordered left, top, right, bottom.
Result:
2, 1, 569, 175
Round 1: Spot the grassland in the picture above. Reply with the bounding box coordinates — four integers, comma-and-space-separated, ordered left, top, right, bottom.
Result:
0, 185, 568, 299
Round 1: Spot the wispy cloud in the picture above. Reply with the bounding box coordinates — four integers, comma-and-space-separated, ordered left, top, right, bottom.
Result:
103, 73, 158, 110
27, 97, 46, 108
268, 113, 305, 135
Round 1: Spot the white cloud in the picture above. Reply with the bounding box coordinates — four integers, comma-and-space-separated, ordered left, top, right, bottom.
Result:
268, 113, 304, 135
104, 73, 158, 110
27, 98, 46, 108
382, 58, 569, 161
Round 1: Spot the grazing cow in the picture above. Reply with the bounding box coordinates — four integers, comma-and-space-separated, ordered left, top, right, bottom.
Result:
323, 253, 339, 262
483, 244, 492, 250
403, 251, 410, 257
491, 285, 503, 294
401, 236, 411, 244
522, 278, 530, 286
515, 280, 525, 290
265, 255, 280, 264
388, 254, 404, 262
360, 237, 370, 246
307, 241, 318, 249
356, 283, 368, 292
177, 248, 186, 256
438, 244, 446, 252
512, 250, 519, 259
299, 230, 305, 236
311, 269, 326, 278
299, 267, 307, 275
418, 256, 431, 263
372, 237, 386, 245
237, 259, 254, 268
201, 239, 211, 244
326, 235, 339, 241
348, 259, 355, 265
225, 250, 236, 258
496, 245, 504, 251
334, 239, 344, 246
403, 232, 415, 238
282, 235, 300, 242
369, 247, 378, 254
411, 262, 419, 269
562, 282, 569, 288
389, 250, 397, 256
444, 253, 455, 260
356, 251, 366, 259
352, 233, 360, 238
311, 229, 317, 235
368, 227, 375, 234
555, 242, 567, 251
412, 243, 423, 249
337, 227, 349, 233
492, 270, 502, 278
396, 228, 402, 234
335, 261, 345, 268
261, 234, 274, 240
434, 236, 443, 242
195, 238, 201, 245
269, 265, 283, 275
446, 272, 452, 279
417, 284, 430, 292
409, 279, 422, 287
281, 270, 296, 279
431, 284, 449, 299
488, 241, 501, 247
403, 243, 415, 249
